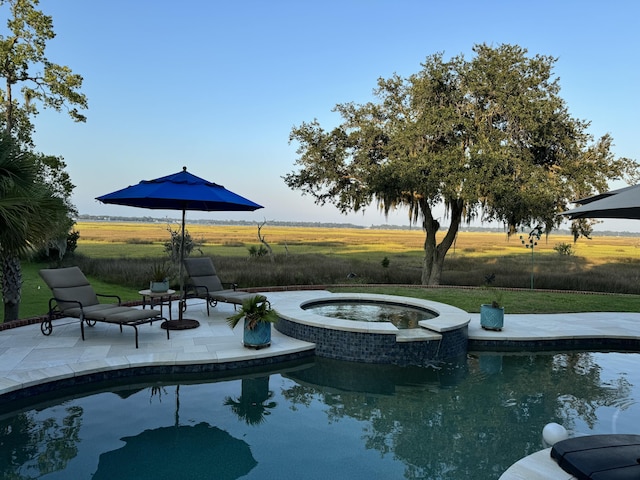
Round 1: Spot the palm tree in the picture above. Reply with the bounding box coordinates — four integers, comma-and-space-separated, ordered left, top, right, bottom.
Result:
0, 134, 69, 321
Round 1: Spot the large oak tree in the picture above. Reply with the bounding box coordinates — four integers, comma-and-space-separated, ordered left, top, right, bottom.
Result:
285, 44, 636, 285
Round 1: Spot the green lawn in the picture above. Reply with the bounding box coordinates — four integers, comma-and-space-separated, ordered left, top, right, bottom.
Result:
330, 286, 640, 314
8, 261, 639, 324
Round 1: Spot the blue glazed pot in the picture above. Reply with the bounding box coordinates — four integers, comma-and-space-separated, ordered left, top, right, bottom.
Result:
243, 319, 271, 348
150, 280, 169, 293
480, 304, 504, 331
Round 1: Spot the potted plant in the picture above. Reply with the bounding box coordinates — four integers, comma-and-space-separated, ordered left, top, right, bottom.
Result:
227, 296, 279, 349
480, 290, 504, 331
149, 262, 171, 293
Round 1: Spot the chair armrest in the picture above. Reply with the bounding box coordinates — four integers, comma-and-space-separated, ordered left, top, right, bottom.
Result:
221, 281, 239, 291
184, 283, 210, 297
48, 297, 84, 318
96, 293, 122, 305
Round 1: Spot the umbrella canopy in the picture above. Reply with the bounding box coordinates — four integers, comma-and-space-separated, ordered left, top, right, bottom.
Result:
571, 185, 638, 206
561, 185, 640, 220
96, 167, 263, 212
92, 422, 258, 479
96, 167, 263, 329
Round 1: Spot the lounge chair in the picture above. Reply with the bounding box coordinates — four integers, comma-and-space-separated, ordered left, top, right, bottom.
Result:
182, 257, 267, 316
39, 266, 169, 348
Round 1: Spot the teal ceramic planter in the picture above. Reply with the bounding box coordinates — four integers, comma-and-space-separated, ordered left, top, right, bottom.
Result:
480, 304, 504, 331
243, 319, 271, 349
150, 280, 169, 293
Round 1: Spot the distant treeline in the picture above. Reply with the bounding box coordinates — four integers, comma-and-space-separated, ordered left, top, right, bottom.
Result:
76, 214, 638, 236
78, 214, 370, 229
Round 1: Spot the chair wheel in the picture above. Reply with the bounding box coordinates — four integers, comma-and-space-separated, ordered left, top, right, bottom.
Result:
40, 321, 52, 336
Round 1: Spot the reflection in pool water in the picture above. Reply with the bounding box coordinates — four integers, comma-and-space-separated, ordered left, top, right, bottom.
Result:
1, 352, 639, 480
302, 300, 437, 329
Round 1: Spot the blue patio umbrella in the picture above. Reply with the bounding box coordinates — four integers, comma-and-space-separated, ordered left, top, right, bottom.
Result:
96, 167, 263, 328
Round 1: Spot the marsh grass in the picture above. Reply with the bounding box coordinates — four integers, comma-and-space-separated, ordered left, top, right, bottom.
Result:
62, 253, 421, 290
125, 238, 155, 245
9, 223, 640, 322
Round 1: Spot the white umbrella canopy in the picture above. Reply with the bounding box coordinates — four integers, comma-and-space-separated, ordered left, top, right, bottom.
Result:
561, 185, 640, 220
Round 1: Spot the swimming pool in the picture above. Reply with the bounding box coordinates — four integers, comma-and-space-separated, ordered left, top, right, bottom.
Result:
1, 351, 638, 479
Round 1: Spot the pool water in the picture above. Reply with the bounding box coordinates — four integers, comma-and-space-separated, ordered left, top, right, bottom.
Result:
1, 352, 639, 480
303, 300, 436, 329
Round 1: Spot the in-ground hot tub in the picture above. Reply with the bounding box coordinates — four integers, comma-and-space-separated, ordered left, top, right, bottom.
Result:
302, 298, 438, 329
274, 292, 471, 365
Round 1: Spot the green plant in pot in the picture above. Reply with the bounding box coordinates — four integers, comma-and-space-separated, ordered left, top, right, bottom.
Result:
149, 262, 171, 293
480, 275, 504, 331
480, 289, 504, 330
227, 296, 278, 349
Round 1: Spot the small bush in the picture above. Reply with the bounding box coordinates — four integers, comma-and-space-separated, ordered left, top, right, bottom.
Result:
248, 245, 269, 257
125, 238, 154, 245
223, 241, 245, 247
553, 242, 574, 256
66, 230, 80, 254
164, 225, 203, 262
33, 230, 82, 262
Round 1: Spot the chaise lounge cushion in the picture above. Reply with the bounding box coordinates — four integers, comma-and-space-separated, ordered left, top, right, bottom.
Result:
40, 267, 101, 312
211, 290, 265, 305
185, 257, 226, 293
39, 266, 168, 348
183, 257, 267, 311
85, 306, 165, 323
64, 303, 122, 319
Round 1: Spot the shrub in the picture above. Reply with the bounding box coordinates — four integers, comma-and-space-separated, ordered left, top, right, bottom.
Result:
125, 238, 154, 244
248, 245, 269, 258
553, 242, 574, 256
164, 224, 203, 262
33, 229, 81, 263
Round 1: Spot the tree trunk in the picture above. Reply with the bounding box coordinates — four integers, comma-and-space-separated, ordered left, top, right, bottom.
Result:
1, 254, 22, 322
420, 199, 464, 285
257, 220, 274, 263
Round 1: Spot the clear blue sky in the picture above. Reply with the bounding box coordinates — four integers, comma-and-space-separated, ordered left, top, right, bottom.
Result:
25, 0, 640, 231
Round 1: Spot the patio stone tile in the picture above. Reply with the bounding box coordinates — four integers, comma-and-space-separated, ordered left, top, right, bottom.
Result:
175, 351, 219, 364
6, 365, 75, 389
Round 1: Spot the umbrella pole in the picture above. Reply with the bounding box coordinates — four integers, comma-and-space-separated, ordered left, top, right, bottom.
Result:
162, 208, 200, 330
180, 208, 186, 310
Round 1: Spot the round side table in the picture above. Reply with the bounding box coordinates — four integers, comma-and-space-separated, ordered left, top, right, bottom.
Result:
139, 289, 176, 321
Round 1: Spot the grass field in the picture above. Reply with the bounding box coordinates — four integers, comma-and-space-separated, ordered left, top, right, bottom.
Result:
7, 221, 640, 322
73, 221, 640, 260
